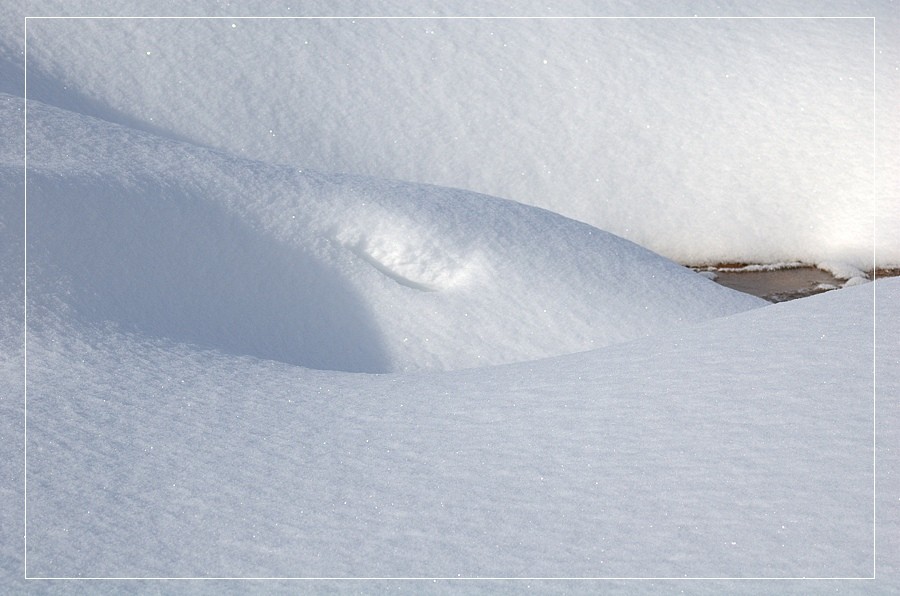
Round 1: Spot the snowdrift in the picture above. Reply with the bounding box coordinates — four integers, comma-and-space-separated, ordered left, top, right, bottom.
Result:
25, 270, 881, 578
15, 14, 891, 268
5, 4, 896, 591
24, 96, 762, 373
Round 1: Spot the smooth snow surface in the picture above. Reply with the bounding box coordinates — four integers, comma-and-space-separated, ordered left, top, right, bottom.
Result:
3, 2, 898, 594
24, 97, 762, 373
9, 8, 894, 268
25, 273, 878, 579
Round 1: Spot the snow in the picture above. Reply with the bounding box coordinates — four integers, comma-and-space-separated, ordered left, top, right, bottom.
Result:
817, 260, 869, 281
23, 280, 878, 579
2, 1, 899, 594
23, 97, 763, 373
5, 4, 896, 269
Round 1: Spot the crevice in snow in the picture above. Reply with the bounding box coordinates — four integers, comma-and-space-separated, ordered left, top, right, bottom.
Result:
348, 243, 440, 292
333, 219, 479, 293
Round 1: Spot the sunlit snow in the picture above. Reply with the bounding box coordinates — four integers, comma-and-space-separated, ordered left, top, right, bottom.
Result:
2, 3, 898, 594
11, 11, 897, 269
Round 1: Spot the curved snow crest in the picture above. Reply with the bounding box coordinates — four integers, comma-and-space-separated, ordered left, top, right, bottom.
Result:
25, 99, 765, 373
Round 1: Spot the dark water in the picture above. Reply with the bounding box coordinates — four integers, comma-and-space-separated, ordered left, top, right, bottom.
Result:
692, 266, 899, 303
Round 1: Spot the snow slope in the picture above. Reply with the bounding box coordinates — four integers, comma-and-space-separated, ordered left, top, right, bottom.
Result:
6, 4, 893, 268
3, 2, 898, 594
24, 96, 762, 373
25, 267, 878, 580
12, 96, 894, 588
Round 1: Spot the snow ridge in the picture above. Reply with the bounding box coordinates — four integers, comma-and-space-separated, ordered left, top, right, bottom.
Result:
24, 97, 764, 373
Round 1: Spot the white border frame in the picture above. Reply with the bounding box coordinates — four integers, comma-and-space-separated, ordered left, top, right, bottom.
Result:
22, 13, 878, 583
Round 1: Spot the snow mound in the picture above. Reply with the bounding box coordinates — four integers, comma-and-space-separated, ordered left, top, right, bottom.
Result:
24, 96, 763, 373
16, 15, 891, 268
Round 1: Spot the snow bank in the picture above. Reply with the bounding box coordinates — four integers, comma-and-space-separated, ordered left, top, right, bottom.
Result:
24, 96, 762, 373
14, 11, 891, 268
24, 268, 882, 579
